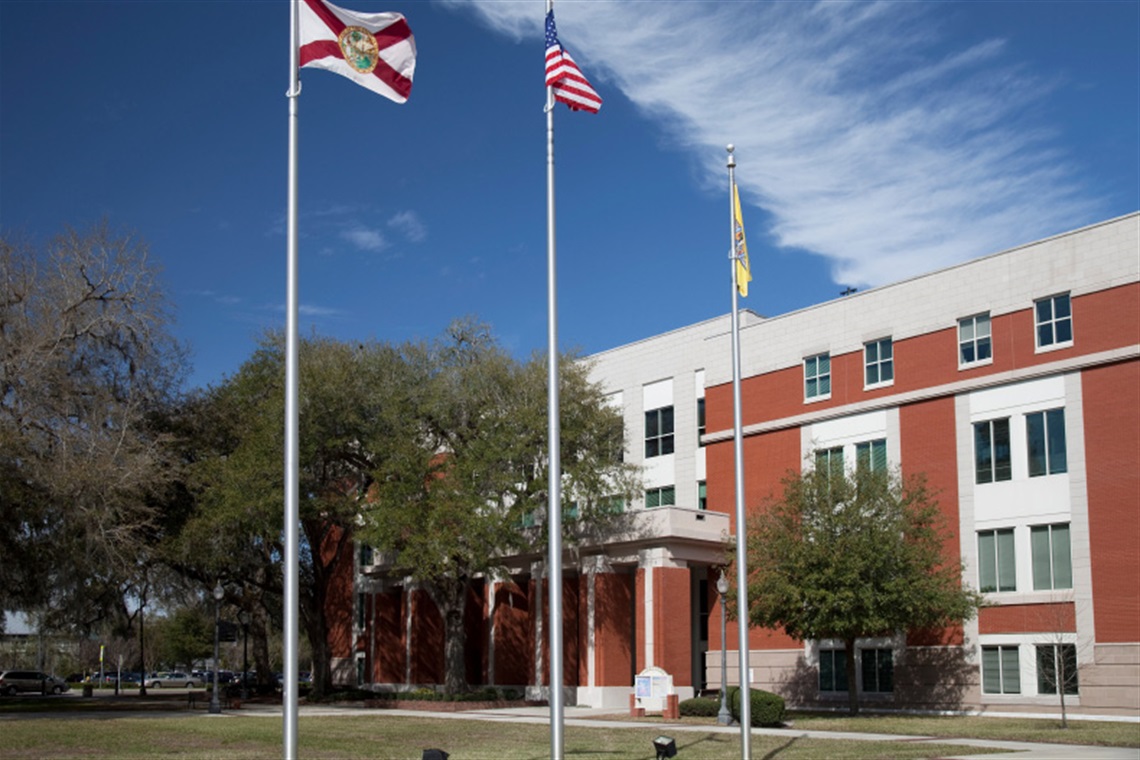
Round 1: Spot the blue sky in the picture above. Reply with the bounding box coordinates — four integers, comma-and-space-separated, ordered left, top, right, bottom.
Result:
2, 0, 1137, 391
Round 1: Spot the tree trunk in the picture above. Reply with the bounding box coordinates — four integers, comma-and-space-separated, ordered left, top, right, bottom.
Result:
845, 638, 860, 715
430, 577, 469, 696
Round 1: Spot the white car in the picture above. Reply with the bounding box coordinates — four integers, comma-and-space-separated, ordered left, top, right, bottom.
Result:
143, 671, 202, 688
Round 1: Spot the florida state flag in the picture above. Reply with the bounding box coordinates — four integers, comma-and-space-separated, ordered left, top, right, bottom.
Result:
299, 0, 415, 103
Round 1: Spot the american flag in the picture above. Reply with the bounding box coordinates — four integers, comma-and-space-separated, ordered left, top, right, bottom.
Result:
545, 10, 601, 113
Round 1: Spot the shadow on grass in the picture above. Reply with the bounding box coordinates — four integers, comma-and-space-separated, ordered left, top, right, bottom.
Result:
760, 735, 801, 758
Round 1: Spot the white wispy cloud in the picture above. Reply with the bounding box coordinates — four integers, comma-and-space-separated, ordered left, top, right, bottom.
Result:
340, 226, 388, 252
452, 0, 1100, 287
388, 210, 427, 242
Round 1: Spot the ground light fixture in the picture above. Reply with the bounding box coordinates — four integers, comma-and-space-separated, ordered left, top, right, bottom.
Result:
421, 750, 448, 760
209, 582, 224, 714
716, 569, 733, 726
653, 735, 677, 759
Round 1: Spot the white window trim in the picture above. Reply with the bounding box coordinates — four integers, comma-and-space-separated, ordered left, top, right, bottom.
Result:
863, 337, 895, 391
1033, 294, 1074, 354
804, 353, 832, 403
958, 313, 994, 370
977, 635, 1082, 704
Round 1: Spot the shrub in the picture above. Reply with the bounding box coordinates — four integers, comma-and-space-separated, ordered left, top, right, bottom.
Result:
679, 696, 721, 717
728, 687, 786, 727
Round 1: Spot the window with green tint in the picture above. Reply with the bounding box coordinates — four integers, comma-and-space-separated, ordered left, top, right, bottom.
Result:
864, 338, 894, 386
1037, 644, 1078, 695
698, 481, 707, 511
645, 486, 675, 508
815, 446, 844, 478
975, 418, 1011, 483
861, 648, 893, 693
959, 313, 992, 366
978, 528, 1016, 592
982, 645, 1020, 694
1035, 293, 1072, 348
1027, 408, 1067, 476
819, 649, 847, 692
855, 439, 887, 474
1031, 523, 1072, 590
805, 353, 831, 400
644, 406, 674, 458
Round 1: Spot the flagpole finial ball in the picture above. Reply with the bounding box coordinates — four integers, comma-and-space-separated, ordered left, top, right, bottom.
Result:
726, 144, 734, 154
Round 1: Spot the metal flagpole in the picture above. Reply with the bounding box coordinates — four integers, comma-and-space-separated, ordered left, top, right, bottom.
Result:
544, 3, 564, 757
727, 144, 752, 757
283, 1, 301, 757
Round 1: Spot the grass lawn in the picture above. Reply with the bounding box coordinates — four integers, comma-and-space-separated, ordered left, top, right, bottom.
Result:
0, 712, 1003, 759
1, 698, 1137, 759
788, 711, 1140, 748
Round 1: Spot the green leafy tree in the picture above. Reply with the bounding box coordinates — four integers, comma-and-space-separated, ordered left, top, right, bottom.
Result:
743, 466, 983, 714
159, 332, 415, 698
151, 606, 213, 672
359, 319, 640, 695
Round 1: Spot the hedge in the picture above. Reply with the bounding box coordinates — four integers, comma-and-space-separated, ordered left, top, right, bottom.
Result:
727, 687, 786, 727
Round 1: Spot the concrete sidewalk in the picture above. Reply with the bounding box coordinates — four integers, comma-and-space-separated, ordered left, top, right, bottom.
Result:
230, 703, 1139, 758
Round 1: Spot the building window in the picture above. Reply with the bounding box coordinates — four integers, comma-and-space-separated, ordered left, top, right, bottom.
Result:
697, 397, 706, 447
974, 418, 1011, 484
1037, 644, 1078, 696
855, 439, 887, 475
1031, 523, 1073, 590
1035, 293, 1072, 349
804, 353, 831, 400
645, 406, 674, 458
645, 485, 675, 508
815, 446, 844, 478
978, 528, 1016, 592
359, 543, 374, 567
1026, 408, 1067, 476
959, 313, 992, 366
819, 649, 848, 692
698, 481, 707, 511
982, 645, 1021, 694
861, 649, 894, 693
864, 338, 894, 387
356, 656, 367, 686
356, 592, 366, 630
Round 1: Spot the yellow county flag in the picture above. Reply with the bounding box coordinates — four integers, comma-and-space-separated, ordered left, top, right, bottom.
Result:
299, 0, 416, 103
733, 183, 752, 297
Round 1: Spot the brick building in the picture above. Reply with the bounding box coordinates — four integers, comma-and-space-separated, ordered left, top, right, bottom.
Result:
330, 212, 1138, 715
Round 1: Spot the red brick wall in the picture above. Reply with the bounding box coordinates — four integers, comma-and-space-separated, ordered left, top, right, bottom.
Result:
374, 589, 405, 684
534, 575, 581, 687
1082, 359, 1140, 643
464, 581, 486, 686
410, 588, 443, 684
652, 567, 693, 686
322, 526, 354, 659
980, 603, 1076, 634
593, 571, 634, 687
492, 579, 531, 685
634, 568, 646, 675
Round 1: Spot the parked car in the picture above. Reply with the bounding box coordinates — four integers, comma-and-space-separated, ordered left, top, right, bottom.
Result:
0, 670, 70, 695
144, 671, 202, 688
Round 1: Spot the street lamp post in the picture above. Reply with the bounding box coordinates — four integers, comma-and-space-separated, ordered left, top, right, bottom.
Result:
717, 570, 733, 726
209, 582, 224, 714
238, 610, 249, 701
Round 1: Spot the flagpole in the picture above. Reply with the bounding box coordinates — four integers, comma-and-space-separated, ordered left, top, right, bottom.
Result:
727, 144, 752, 757
544, 3, 565, 758
284, 1, 301, 757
